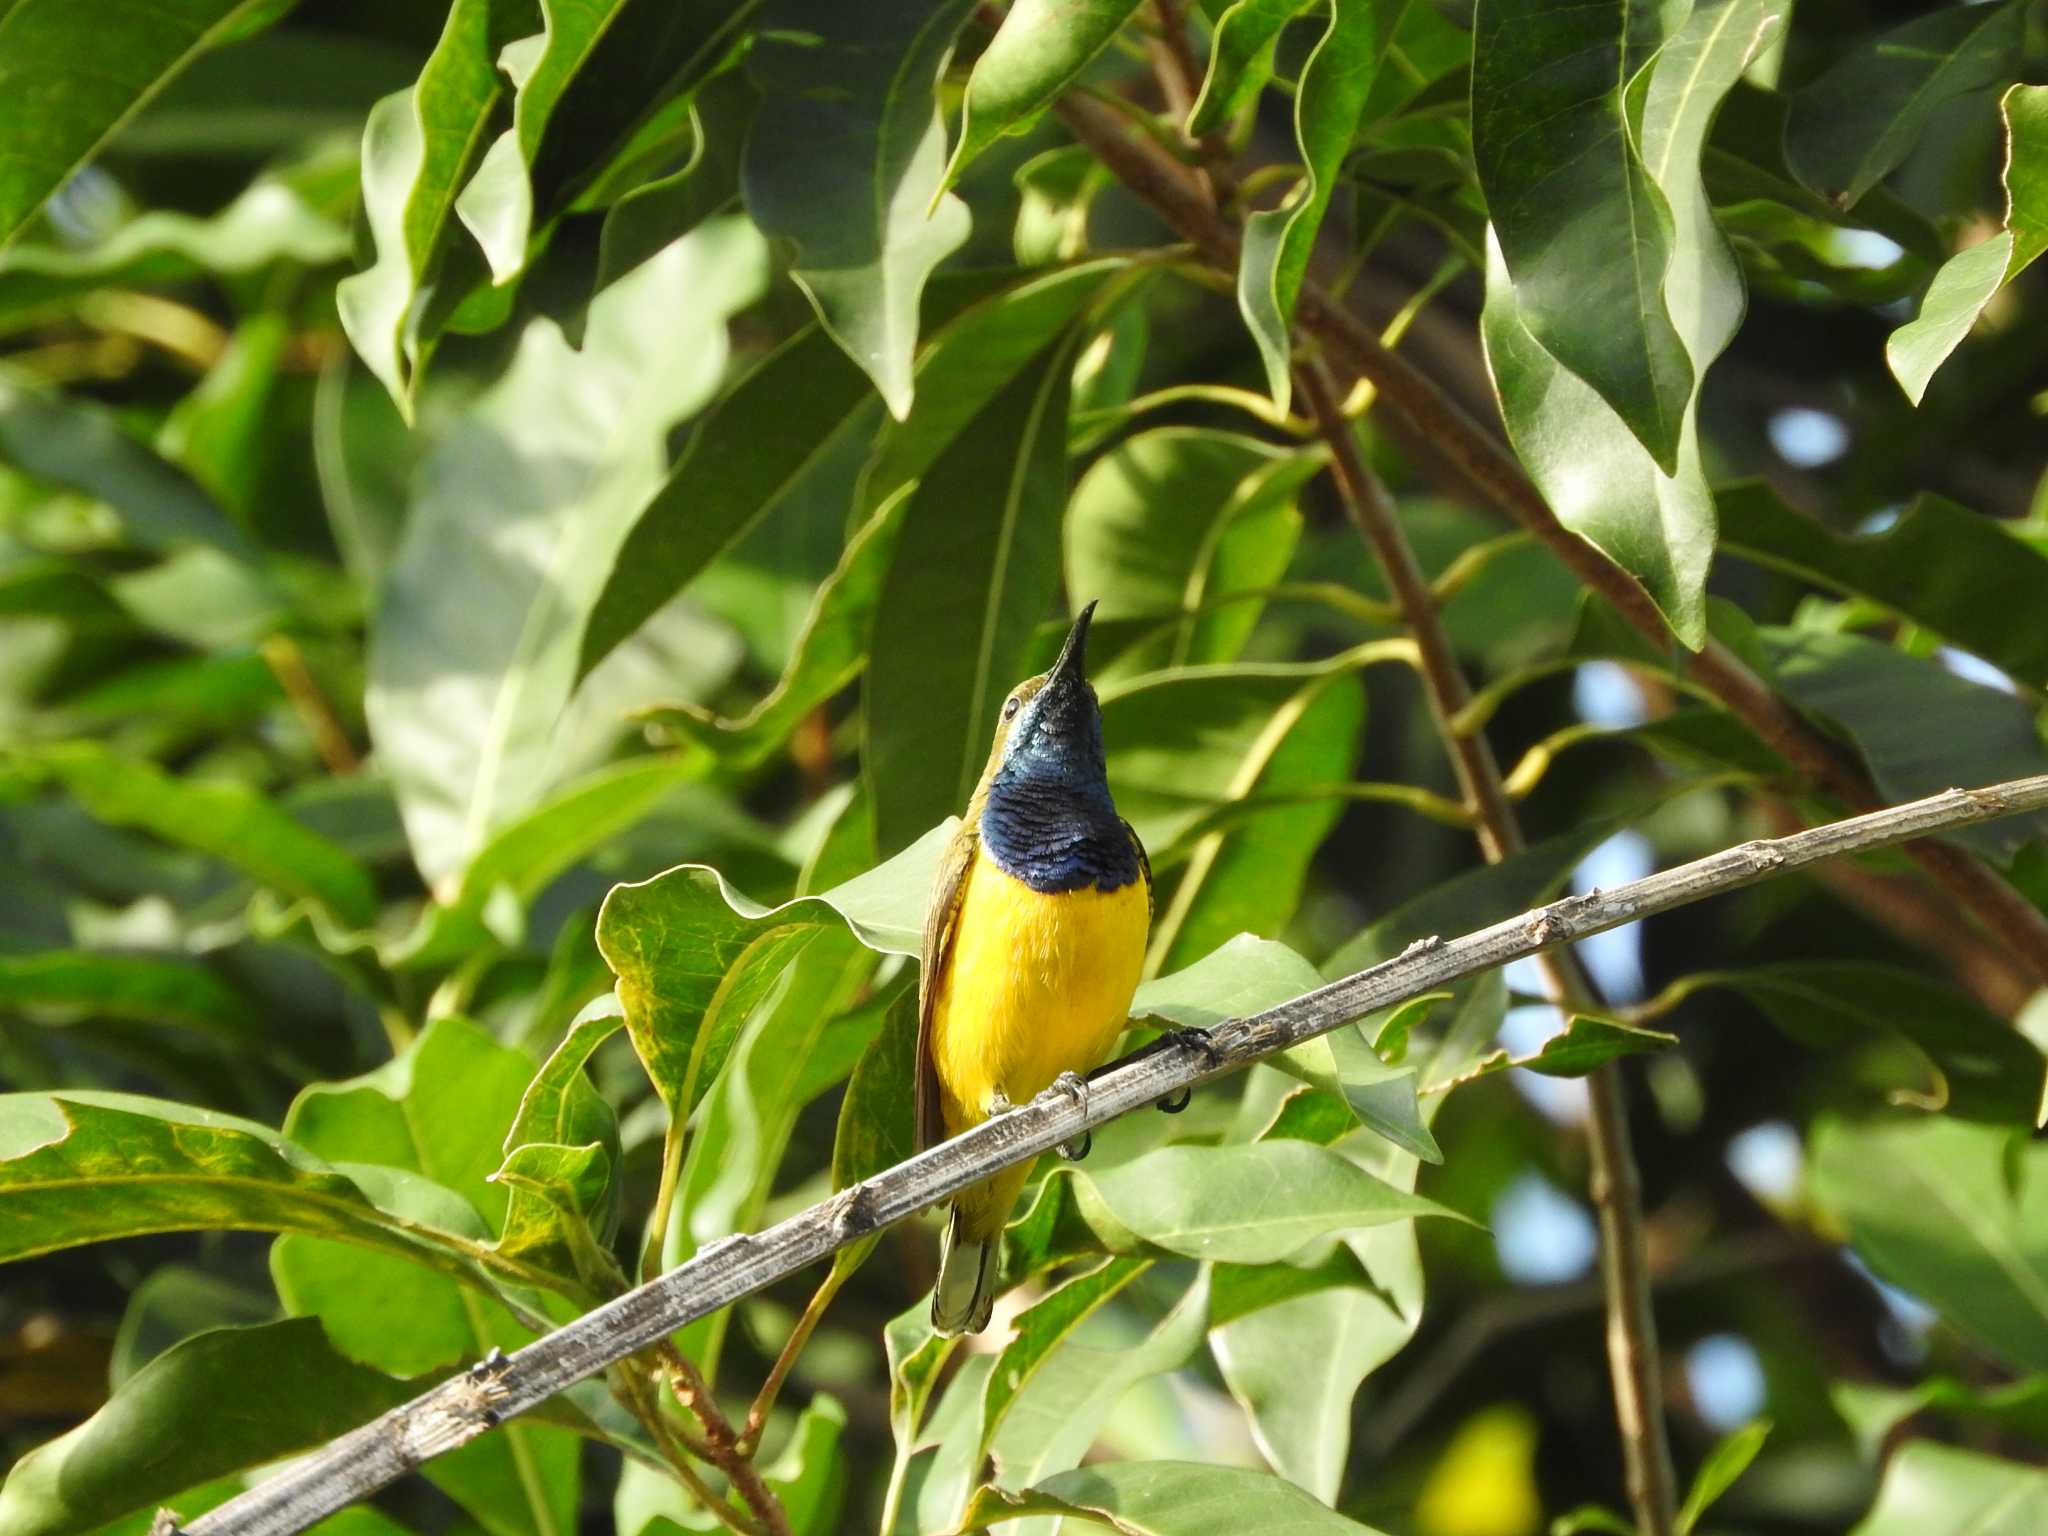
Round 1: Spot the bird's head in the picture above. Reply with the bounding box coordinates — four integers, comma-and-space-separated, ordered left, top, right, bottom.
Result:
987, 601, 1105, 790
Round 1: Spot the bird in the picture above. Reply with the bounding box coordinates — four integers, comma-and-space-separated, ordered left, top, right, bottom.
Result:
915, 600, 1151, 1335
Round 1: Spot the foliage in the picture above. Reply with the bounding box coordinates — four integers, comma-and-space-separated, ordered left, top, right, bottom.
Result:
1, 3, 2046, 1535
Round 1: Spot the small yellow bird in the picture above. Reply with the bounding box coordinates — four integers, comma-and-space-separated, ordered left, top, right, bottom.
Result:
916, 602, 1151, 1334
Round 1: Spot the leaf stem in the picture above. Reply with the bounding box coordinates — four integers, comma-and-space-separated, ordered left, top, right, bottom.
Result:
736, 1262, 849, 1458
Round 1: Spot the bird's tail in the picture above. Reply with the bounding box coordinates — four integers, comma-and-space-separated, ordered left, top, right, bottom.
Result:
931, 1204, 1000, 1336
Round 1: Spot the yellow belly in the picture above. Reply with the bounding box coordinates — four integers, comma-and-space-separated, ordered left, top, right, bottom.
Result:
931, 849, 1150, 1133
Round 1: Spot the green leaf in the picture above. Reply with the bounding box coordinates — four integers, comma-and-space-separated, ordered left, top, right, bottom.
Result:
1677, 964, 2045, 1124
745, 0, 976, 418
666, 932, 873, 1376
1474, 0, 1692, 472
1188, 0, 1313, 139
865, 338, 1077, 856
644, 493, 909, 764
0, 1091, 485, 1274
580, 326, 875, 679
1759, 626, 2048, 862
1550, 1507, 1639, 1536
1100, 661, 1366, 971
0, 376, 256, 561
1132, 932, 1323, 1032
1479, 0, 1782, 643
1066, 428, 1317, 676
457, 0, 745, 284
337, 0, 515, 414
0, 950, 258, 1045
944, 0, 1144, 194
1887, 85, 2048, 405
977, 1256, 1151, 1464
1050, 1138, 1466, 1264
958, 1462, 1394, 1534
0, 0, 286, 251
1678, 1420, 1769, 1534
1239, 0, 1402, 408
1832, 1375, 2048, 1460
830, 988, 918, 1260
272, 1016, 580, 1536
761, 1393, 849, 1536
1717, 481, 2048, 686
1811, 1115, 2048, 1374
596, 820, 944, 1109
14, 742, 376, 925
490, 995, 624, 1284
1519, 1015, 1676, 1078
0, 171, 347, 322
979, 1273, 1213, 1503
366, 216, 766, 896
1786, 1, 2024, 211
0, 1318, 422, 1536
1850, 1442, 2048, 1536
1211, 1279, 1419, 1504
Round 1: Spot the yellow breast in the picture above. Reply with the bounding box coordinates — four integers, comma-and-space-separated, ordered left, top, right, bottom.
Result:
928, 847, 1150, 1138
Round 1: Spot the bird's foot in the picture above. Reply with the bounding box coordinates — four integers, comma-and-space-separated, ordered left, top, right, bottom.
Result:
986, 1089, 1014, 1117
1155, 1027, 1222, 1114
1050, 1071, 1091, 1161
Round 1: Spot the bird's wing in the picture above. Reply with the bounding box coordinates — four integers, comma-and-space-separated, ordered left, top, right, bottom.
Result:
915, 816, 979, 1153
1123, 818, 1153, 921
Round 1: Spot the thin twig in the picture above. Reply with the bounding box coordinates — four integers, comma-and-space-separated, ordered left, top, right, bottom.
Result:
171, 774, 2048, 1536
656, 1345, 791, 1536
1048, 89, 2048, 990
737, 1264, 849, 1458
260, 636, 359, 776
1298, 361, 1678, 1534
614, 1365, 765, 1536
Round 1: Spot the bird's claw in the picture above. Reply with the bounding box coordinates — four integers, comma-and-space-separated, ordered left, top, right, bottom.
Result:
1156, 1027, 1220, 1114
1051, 1071, 1091, 1160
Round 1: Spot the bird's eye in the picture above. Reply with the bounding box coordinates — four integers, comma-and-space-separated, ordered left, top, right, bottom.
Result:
1002, 697, 1021, 720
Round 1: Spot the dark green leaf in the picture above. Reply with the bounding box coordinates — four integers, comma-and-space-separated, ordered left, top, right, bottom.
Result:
337, 0, 515, 413
366, 217, 765, 895
1519, 1015, 1676, 1078
1786, 1, 2024, 211
0, 1319, 420, 1536
1811, 1115, 2048, 1374
1474, 0, 1693, 472
1832, 1376, 2048, 1460
1717, 481, 2048, 686
1760, 626, 2048, 861
0, 376, 256, 561
1887, 84, 2048, 405
958, 1462, 1394, 1534
0, 950, 258, 1045
944, 0, 1143, 194
864, 339, 1076, 856
457, 0, 743, 283
15, 742, 376, 924
0, 0, 287, 250
760, 1393, 848, 1536
745, 0, 976, 417
1240, 0, 1402, 407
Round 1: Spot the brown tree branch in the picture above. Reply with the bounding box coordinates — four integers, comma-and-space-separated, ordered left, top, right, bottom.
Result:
1051, 89, 2048, 992
1299, 361, 1678, 1534
171, 775, 2048, 1536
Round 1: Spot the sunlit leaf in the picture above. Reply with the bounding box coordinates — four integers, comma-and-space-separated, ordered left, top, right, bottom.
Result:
1811, 1115, 2048, 1374
1850, 1441, 2048, 1536
1887, 85, 2048, 405
1188, 0, 1313, 139
1240, 0, 1403, 408
958, 1461, 1394, 1534
366, 217, 766, 897
1678, 1419, 1769, 1535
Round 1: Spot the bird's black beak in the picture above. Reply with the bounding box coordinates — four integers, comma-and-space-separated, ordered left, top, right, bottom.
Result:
1045, 600, 1096, 693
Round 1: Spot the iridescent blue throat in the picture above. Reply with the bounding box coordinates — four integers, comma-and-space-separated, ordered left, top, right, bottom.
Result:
980, 773, 1140, 894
